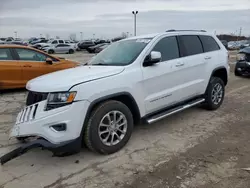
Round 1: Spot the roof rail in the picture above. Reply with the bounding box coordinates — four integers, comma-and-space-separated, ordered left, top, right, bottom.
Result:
166, 29, 206, 32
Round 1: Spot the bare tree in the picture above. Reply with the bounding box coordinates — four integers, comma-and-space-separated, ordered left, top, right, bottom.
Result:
69, 33, 76, 41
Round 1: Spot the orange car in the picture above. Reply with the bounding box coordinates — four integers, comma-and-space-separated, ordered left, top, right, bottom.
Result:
0, 45, 80, 89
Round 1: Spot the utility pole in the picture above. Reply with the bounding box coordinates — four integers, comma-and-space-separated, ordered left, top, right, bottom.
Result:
239, 27, 242, 37
132, 11, 138, 36
80, 32, 83, 40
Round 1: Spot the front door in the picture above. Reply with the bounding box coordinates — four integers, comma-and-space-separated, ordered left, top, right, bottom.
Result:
13, 48, 59, 83
141, 36, 184, 114
0, 48, 22, 89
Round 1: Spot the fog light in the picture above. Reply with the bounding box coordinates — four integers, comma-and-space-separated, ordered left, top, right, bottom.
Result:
51, 123, 67, 132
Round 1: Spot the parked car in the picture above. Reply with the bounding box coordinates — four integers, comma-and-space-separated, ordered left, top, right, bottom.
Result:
35, 39, 77, 49
9, 41, 28, 46
0, 30, 230, 165
77, 40, 96, 50
95, 44, 110, 53
5, 37, 14, 42
41, 43, 75, 54
0, 44, 79, 90
234, 47, 250, 76
30, 39, 49, 45
220, 40, 228, 49
86, 43, 108, 53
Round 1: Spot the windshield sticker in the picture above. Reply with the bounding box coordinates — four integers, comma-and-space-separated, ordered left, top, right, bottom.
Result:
136, 39, 151, 43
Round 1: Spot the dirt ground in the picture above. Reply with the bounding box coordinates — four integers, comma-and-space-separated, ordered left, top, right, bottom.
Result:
124, 81, 250, 188
1, 51, 249, 188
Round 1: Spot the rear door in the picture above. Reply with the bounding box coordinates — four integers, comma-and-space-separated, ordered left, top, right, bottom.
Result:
54, 44, 64, 53
176, 35, 207, 99
0, 48, 22, 89
13, 48, 60, 83
198, 35, 222, 91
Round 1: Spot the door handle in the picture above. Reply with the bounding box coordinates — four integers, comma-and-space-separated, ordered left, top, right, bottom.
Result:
175, 62, 184, 67
23, 65, 32, 67
205, 56, 212, 60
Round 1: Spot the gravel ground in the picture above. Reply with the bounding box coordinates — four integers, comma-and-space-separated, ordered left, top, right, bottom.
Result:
1, 51, 249, 188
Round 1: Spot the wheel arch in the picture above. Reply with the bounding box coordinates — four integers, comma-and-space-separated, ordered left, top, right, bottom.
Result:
80, 92, 141, 138
210, 66, 228, 86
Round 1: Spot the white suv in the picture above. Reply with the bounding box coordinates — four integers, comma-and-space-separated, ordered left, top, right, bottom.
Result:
1, 30, 230, 163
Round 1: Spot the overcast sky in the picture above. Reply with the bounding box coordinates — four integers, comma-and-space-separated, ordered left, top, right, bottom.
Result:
0, 0, 249, 40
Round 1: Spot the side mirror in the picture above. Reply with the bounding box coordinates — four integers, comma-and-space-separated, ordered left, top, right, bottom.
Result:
143, 51, 162, 67
46, 58, 53, 65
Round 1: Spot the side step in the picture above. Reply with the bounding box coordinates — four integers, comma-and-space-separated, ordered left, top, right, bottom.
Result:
146, 98, 205, 124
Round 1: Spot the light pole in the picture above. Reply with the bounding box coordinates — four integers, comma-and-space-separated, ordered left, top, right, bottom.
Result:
132, 11, 138, 36
80, 32, 83, 40
14, 31, 17, 38
93, 33, 95, 40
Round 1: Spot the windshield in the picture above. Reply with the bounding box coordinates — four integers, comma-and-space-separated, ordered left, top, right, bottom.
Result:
88, 38, 152, 66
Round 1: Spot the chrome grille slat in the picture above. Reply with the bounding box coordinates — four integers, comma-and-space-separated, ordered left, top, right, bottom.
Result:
19, 109, 25, 123
21, 107, 28, 123
25, 106, 32, 122
28, 106, 34, 120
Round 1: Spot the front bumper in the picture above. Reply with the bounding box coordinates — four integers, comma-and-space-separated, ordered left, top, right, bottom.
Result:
10, 100, 90, 144
236, 61, 250, 75
0, 137, 81, 165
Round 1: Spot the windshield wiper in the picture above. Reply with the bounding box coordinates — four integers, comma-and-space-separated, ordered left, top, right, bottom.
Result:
91, 63, 108, 66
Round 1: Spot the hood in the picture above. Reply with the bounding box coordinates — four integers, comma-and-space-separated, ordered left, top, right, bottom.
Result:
26, 65, 125, 92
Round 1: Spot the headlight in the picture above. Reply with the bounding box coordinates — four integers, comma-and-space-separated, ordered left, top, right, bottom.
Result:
236, 53, 246, 61
46, 92, 77, 110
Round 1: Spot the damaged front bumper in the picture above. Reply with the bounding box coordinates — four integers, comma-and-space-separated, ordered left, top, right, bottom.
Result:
0, 137, 81, 165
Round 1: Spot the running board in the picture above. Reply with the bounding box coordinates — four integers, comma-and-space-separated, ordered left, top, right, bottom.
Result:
146, 98, 205, 124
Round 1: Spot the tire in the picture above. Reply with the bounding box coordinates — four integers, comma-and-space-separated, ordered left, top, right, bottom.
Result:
69, 49, 74, 54
203, 77, 225, 110
234, 69, 242, 76
48, 50, 54, 54
84, 100, 134, 154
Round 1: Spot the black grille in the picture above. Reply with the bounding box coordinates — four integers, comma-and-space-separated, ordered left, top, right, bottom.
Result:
26, 91, 48, 106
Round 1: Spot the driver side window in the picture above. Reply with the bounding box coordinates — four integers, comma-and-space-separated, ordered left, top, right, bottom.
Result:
152, 36, 180, 61
15, 48, 47, 62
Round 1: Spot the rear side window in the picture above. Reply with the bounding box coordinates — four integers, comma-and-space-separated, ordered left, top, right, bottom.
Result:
15, 48, 47, 61
51, 40, 58, 44
199, 35, 220, 52
59, 40, 64, 44
0, 48, 13, 60
152, 36, 179, 61
179, 35, 203, 57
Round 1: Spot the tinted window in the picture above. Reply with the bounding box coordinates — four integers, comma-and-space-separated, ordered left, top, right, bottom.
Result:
51, 40, 58, 44
179, 35, 203, 56
152, 36, 179, 61
0, 48, 13, 60
15, 48, 47, 61
199, 35, 220, 52
59, 40, 64, 44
